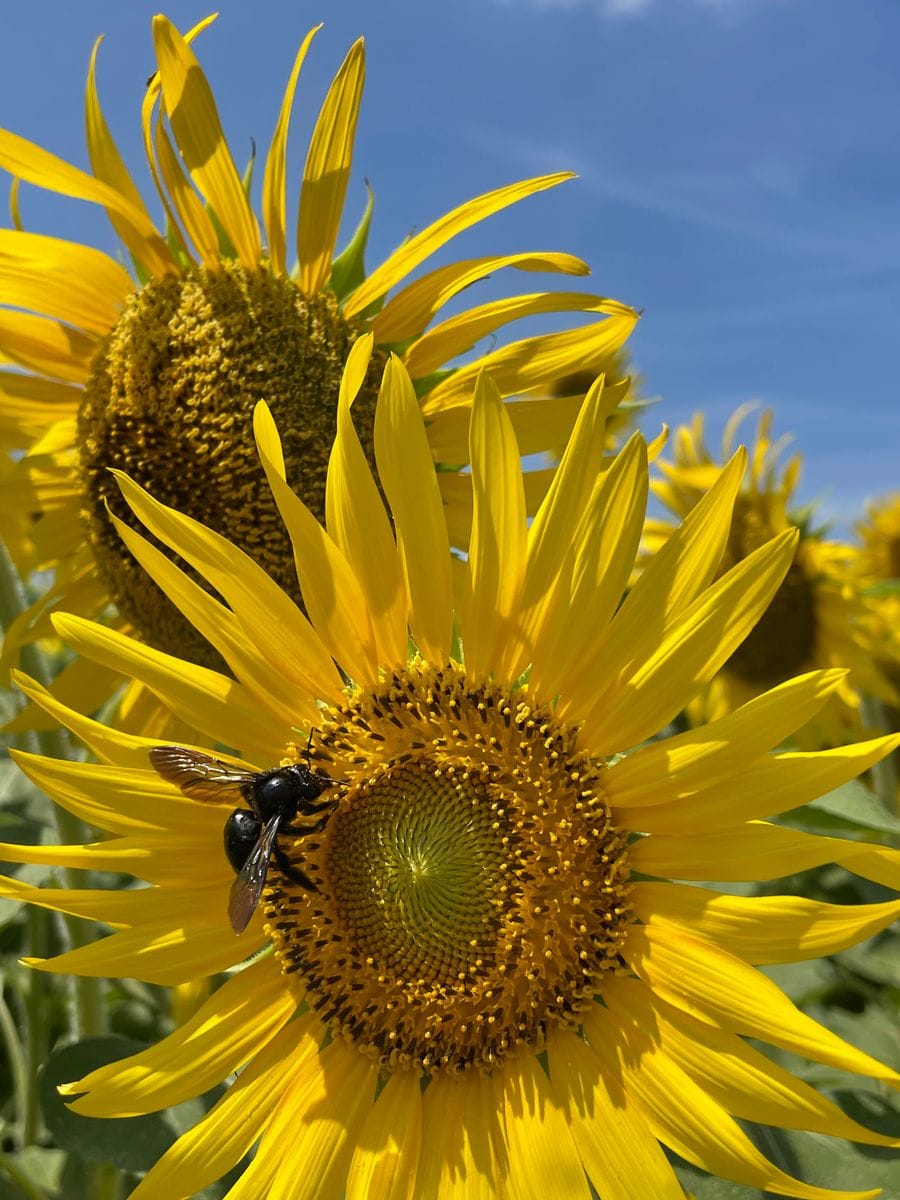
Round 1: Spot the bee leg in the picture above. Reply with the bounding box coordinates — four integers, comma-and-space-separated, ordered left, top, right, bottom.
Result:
282, 812, 332, 837
300, 793, 340, 815
273, 843, 318, 892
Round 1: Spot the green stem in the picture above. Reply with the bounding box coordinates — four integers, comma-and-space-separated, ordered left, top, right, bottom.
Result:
0, 544, 107, 1040
0, 985, 28, 1146
0, 1153, 48, 1200
92, 1162, 122, 1200
861, 696, 899, 816
23, 908, 49, 1146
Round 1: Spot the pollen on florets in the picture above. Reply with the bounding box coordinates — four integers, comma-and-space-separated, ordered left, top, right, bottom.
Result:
77, 264, 384, 664
264, 662, 632, 1076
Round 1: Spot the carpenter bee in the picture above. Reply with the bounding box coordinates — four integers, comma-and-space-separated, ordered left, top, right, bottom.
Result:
149, 745, 341, 935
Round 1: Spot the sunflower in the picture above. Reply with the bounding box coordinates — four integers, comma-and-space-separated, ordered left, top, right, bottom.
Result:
3, 344, 900, 1199
855, 492, 900, 583
645, 407, 898, 746
0, 12, 638, 716
852, 492, 900, 797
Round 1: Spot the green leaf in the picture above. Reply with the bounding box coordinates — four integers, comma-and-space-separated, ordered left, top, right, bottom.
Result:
783, 778, 900, 838
0, 1146, 65, 1200
745, 1117, 900, 1195
759, 958, 834, 1005
837, 930, 900, 988
330, 184, 373, 302
671, 1153, 765, 1198
39, 1037, 178, 1174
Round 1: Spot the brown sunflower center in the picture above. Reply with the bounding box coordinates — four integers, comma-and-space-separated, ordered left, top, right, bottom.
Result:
887, 533, 900, 581
265, 663, 632, 1075
77, 264, 383, 664
720, 497, 817, 686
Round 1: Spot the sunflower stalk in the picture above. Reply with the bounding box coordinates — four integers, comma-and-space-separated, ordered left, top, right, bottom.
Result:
23, 908, 48, 1146
861, 695, 898, 814
0, 983, 29, 1144
0, 544, 107, 1046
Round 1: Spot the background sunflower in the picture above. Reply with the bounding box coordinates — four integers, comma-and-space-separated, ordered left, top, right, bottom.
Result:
644, 408, 898, 748
0, 13, 639, 728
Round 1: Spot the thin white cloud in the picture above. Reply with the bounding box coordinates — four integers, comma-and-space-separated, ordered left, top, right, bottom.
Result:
495, 0, 791, 17
462, 129, 900, 275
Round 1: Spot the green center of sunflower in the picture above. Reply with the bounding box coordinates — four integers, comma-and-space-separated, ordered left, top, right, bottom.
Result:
77, 264, 383, 665
720, 497, 817, 686
265, 663, 632, 1075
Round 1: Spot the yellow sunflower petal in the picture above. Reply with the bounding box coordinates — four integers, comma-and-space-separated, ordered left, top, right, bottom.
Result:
62, 955, 294, 1116
548, 1027, 685, 1200
0, 128, 174, 277
0, 875, 158, 927
520, 373, 620, 619
8, 751, 217, 837
265, 1041, 376, 1200
634, 980, 899, 1148
372, 250, 589, 345
0, 229, 131, 333
345, 172, 574, 318
374, 356, 453, 664
128, 1017, 321, 1200
530, 432, 648, 701
844, 845, 900, 890
10, 670, 161, 767
52, 613, 287, 760
562, 447, 745, 718
582, 528, 799, 752
629, 821, 872, 882
24, 910, 248, 986
345, 1069, 421, 1200
0, 372, 79, 444
262, 26, 320, 276
405, 293, 630, 379
496, 1051, 592, 1200
253, 401, 379, 686
140, 51, 190, 262
113, 469, 344, 705
297, 38, 365, 296
0, 309, 96, 382
418, 1073, 503, 1200
606, 669, 846, 808
107, 508, 318, 731
588, 989, 880, 1200
632, 883, 900, 965
464, 371, 527, 681
628, 924, 900, 1086
85, 36, 170, 275
0, 836, 184, 881
4, 635, 118, 732
620, 735, 900, 836
152, 14, 261, 268
422, 307, 639, 412
325, 335, 407, 667
153, 114, 219, 265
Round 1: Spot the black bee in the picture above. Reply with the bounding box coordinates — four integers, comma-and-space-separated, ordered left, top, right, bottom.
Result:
149, 745, 341, 935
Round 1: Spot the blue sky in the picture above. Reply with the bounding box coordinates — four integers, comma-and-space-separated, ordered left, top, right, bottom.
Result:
2, 0, 897, 536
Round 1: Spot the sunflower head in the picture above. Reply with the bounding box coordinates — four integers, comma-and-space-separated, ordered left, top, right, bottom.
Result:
272, 661, 631, 1073
0, 12, 639, 679
855, 490, 900, 582
647, 407, 898, 739
78, 266, 383, 659
3, 346, 900, 1199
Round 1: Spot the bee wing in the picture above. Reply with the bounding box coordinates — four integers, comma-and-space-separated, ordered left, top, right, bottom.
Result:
149, 745, 255, 803
228, 814, 281, 935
